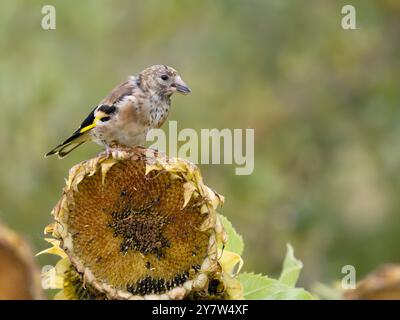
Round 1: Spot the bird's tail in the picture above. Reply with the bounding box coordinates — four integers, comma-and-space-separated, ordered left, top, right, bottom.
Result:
45, 132, 88, 159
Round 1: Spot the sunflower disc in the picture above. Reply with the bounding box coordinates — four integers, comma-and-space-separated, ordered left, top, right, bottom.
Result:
50, 148, 226, 300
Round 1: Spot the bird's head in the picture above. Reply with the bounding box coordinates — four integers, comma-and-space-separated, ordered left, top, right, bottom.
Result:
138, 65, 191, 97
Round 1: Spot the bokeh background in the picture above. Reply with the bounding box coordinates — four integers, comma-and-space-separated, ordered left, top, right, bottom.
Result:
1, 0, 399, 289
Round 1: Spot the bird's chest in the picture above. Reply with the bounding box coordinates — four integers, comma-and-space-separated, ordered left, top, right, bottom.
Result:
116, 96, 170, 130
148, 98, 170, 128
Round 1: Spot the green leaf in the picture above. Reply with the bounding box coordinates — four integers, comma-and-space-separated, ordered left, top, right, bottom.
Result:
237, 245, 314, 300
219, 214, 244, 256
279, 243, 303, 287
238, 272, 314, 300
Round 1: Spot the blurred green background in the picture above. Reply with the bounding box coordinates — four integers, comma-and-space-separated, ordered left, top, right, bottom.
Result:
1, 0, 399, 288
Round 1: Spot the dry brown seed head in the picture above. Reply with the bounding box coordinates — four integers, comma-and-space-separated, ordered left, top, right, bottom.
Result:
50, 149, 225, 299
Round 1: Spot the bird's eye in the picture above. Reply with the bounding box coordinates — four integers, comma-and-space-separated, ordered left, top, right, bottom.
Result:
161, 75, 169, 81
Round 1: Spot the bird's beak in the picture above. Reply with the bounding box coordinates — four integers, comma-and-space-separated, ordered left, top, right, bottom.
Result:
174, 77, 191, 95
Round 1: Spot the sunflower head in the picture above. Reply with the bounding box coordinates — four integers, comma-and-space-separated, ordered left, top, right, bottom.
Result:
44, 148, 231, 299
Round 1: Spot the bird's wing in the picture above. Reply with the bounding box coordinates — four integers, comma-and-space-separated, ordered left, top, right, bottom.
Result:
78, 78, 137, 133
46, 78, 136, 158
45, 105, 104, 158
100, 78, 137, 106
77, 104, 117, 134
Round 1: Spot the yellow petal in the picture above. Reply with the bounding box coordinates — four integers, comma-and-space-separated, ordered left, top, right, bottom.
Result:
54, 290, 69, 300
221, 272, 244, 300
55, 257, 70, 275
101, 158, 118, 184
182, 182, 196, 208
36, 239, 67, 258
145, 163, 161, 175
219, 249, 243, 276
44, 223, 55, 235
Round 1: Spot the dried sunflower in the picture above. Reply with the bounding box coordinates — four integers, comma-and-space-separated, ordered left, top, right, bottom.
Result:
41, 239, 243, 300
0, 223, 43, 300
344, 264, 400, 300
43, 148, 240, 300
40, 240, 106, 300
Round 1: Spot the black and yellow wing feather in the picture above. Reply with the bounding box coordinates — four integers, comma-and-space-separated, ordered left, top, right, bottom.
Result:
45, 105, 116, 158
45, 79, 134, 159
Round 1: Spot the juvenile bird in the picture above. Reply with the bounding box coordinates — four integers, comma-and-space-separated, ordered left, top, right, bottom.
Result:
46, 65, 191, 158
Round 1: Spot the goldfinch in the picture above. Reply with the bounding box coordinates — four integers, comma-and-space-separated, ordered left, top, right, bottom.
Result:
46, 65, 191, 158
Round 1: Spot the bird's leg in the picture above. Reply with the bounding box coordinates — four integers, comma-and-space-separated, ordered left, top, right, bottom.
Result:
136, 145, 160, 153
105, 145, 112, 158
